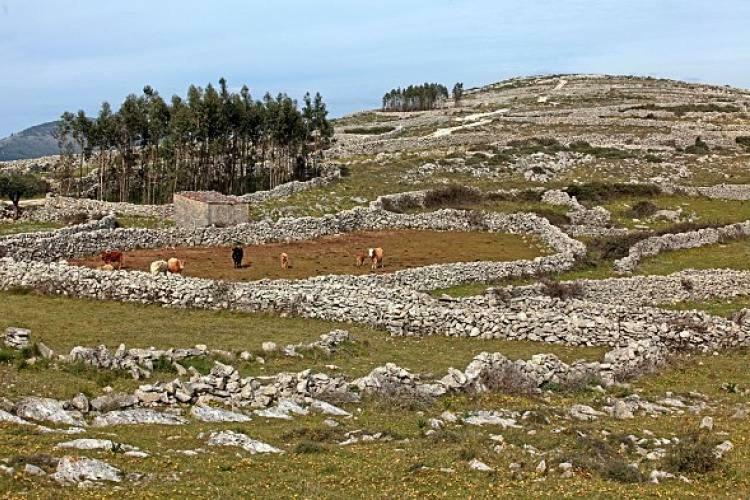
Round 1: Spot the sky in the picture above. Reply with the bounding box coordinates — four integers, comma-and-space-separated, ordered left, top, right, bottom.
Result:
1, 0, 749, 137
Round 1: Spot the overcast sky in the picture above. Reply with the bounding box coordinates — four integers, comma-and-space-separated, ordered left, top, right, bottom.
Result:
1, 0, 749, 137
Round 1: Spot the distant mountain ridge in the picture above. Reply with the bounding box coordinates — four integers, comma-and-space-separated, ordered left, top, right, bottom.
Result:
0, 121, 80, 161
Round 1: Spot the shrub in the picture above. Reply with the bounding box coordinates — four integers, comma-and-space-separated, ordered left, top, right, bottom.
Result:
736, 136, 750, 150
644, 153, 664, 163
343, 126, 396, 135
423, 185, 482, 208
566, 183, 661, 203
680, 278, 695, 291
282, 427, 342, 444
570, 436, 645, 483
371, 382, 436, 411
627, 200, 658, 219
664, 433, 721, 474
61, 212, 89, 226
294, 441, 324, 454
458, 447, 479, 461
684, 136, 710, 155
478, 363, 537, 395
531, 209, 570, 227
539, 279, 584, 300
568, 141, 636, 160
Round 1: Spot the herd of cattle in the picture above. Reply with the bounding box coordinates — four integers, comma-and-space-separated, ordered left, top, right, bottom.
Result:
97, 246, 385, 275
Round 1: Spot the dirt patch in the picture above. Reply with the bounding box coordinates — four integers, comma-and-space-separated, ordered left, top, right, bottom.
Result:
71, 230, 548, 282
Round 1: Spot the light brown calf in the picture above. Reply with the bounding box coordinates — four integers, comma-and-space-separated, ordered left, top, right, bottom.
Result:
167, 258, 185, 274
280, 252, 290, 269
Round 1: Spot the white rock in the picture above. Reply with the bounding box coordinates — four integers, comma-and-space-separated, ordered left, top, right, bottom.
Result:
468, 459, 494, 472
207, 430, 282, 454
52, 456, 122, 484
190, 406, 252, 423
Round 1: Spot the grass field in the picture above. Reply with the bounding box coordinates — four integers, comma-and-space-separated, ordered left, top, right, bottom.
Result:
70, 230, 548, 281
0, 296, 747, 499
0, 220, 62, 236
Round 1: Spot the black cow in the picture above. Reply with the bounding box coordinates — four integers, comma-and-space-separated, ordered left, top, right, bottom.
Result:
232, 246, 244, 269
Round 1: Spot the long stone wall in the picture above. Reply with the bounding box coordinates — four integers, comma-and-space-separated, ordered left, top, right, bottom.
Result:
614, 220, 750, 273
499, 269, 750, 308
0, 257, 747, 352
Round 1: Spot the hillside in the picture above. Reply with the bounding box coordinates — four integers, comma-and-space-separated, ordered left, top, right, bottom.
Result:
0, 121, 79, 161
4, 75, 750, 497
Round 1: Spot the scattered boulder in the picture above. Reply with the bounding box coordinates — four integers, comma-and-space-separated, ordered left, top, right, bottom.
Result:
52, 456, 122, 484
207, 430, 282, 454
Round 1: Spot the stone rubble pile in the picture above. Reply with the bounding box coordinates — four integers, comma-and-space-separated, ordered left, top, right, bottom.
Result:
64, 343, 210, 380
3, 327, 31, 349
283, 329, 351, 357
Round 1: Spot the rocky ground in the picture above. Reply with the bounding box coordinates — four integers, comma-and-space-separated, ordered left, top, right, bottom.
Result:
2, 74, 750, 498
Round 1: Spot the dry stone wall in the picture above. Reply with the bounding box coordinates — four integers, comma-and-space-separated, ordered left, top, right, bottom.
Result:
614, 220, 750, 273
500, 269, 750, 308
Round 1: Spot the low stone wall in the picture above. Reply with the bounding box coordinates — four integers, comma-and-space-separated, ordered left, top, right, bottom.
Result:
487, 269, 750, 310
666, 183, 750, 201
614, 220, 750, 273
40, 195, 172, 221
236, 167, 341, 203
1, 255, 747, 352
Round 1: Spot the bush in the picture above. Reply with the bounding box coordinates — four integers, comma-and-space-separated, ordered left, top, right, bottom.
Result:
684, 136, 710, 155
664, 433, 721, 474
568, 141, 636, 160
627, 200, 658, 219
531, 209, 570, 227
61, 212, 89, 225
680, 277, 695, 291
423, 185, 482, 208
477, 363, 537, 395
282, 427, 342, 444
570, 437, 645, 483
343, 126, 396, 135
566, 183, 661, 203
736, 136, 750, 150
294, 441, 324, 454
539, 279, 584, 300
371, 383, 436, 411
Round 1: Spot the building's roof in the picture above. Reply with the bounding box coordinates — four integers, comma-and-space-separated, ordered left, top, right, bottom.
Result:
174, 191, 246, 205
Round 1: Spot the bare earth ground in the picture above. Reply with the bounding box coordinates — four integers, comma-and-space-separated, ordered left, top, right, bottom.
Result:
70, 230, 548, 282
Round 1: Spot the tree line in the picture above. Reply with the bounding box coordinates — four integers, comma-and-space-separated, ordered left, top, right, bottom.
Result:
56, 78, 334, 204
381, 82, 464, 112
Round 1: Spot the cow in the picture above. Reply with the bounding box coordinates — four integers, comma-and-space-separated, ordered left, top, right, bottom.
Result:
150, 260, 168, 275
355, 251, 367, 267
98, 264, 115, 272
100, 250, 124, 270
232, 246, 244, 269
368, 247, 384, 270
167, 258, 185, 274
280, 252, 290, 269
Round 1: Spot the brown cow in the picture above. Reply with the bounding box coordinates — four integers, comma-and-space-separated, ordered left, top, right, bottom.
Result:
167, 258, 185, 274
355, 251, 366, 267
100, 250, 124, 270
280, 252, 290, 269
368, 247, 384, 270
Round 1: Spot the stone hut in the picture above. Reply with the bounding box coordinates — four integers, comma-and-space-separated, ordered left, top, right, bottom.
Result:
173, 191, 249, 228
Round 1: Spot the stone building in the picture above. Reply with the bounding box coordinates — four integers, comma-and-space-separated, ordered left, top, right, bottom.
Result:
173, 191, 249, 228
